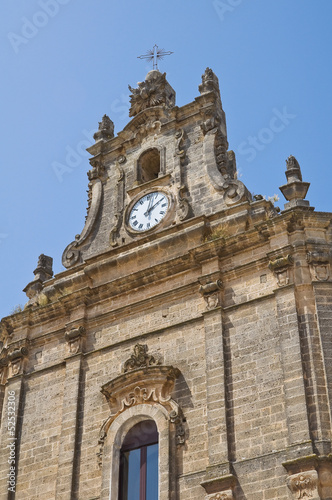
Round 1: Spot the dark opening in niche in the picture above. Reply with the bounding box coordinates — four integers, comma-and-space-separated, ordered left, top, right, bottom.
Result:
138, 149, 160, 183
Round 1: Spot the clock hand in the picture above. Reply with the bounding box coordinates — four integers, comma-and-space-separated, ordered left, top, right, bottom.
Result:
144, 194, 155, 216
149, 198, 163, 213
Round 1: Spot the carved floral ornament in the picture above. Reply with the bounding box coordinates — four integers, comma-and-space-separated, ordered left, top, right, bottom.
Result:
128, 71, 175, 117
97, 344, 185, 467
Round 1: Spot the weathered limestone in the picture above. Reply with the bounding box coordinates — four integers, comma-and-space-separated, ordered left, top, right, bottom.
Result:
0, 68, 331, 499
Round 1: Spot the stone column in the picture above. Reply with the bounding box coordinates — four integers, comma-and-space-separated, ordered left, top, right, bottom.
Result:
274, 286, 312, 451
55, 326, 85, 499
0, 374, 25, 499
199, 271, 232, 485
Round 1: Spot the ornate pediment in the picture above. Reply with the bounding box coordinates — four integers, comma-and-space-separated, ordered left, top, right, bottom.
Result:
98, 344, 185, 466
101, 364, 180, 416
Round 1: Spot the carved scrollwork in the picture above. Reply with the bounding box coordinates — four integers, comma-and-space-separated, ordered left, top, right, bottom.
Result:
175, 128, 186, 159
203, 128, 249, 206
206, 491, 234, 500
98, 352, 184, 466
62, 179, 103, 268
123, 344, 160, 372
287, 471, 318, 499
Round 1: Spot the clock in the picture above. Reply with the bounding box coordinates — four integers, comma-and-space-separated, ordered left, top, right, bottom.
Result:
128, 191, 169, 232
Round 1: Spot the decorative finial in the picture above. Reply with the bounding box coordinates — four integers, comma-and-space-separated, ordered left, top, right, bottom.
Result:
279, 155, 311, 209
199, 67, 220, 96
128, 71, 176, 117
93, 114, 114, 142
137, 44, 173, 70
23, 254, 53, 299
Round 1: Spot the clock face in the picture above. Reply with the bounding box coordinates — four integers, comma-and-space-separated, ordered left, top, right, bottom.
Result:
129, 191, 169, 232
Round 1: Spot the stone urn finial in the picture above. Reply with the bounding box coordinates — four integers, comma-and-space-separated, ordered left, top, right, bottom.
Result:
279, 155, 311, 209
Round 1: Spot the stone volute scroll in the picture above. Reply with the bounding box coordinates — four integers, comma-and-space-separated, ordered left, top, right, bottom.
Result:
62, 119, 108, 268
199, 68, 251, 207
97, 343, 185, 467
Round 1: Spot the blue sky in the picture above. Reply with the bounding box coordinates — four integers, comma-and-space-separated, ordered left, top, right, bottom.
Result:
1, 0, 332, 318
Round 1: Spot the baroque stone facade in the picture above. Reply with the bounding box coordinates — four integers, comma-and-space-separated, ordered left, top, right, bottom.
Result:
0, 68, 332, 499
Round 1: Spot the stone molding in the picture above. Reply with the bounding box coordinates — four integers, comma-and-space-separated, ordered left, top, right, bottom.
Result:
201, 472, 237, 499
98, 348, 184, 466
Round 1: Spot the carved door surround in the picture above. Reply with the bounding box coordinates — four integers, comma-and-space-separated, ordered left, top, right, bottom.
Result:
98, 344, 185, 500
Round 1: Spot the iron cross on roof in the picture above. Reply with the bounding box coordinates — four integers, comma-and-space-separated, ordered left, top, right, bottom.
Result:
137, 44, 173, 70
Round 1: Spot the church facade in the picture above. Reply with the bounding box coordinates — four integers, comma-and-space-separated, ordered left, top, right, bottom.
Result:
1, 68, 332, 500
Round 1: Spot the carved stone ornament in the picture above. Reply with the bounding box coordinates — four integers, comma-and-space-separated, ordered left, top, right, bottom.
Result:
279, 155, 311, 209
199, 67, 221, 96
123, 343, 160, 372
206, 491, 234, 500
268, 254, 294, 287
177, 185, 190, 222
98, 357, 184, 466
201, 109, 221, 135
203, 128, 250, 207
8, 346, 29, 377
175, 128, 186, 160
93, 114, 114, 142
0, 347, 9, 384
128, 70, 175, 117
110, 159, 125, 247
287, 470, 318, 499
307, 251, 331, 281
62, 178, 103, 268
199, 280, 223, 310
23, 254, 53, 306
65, 326, 86, 355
